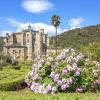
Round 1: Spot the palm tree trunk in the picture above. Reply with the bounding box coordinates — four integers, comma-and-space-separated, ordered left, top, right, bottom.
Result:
55, 26, 57, 56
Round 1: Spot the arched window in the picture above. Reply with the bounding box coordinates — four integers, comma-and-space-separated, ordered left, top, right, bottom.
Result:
23, 34, 26, 45
27, 34, 29, 43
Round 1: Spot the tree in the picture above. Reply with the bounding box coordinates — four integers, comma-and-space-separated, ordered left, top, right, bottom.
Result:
51, 15, 60, 56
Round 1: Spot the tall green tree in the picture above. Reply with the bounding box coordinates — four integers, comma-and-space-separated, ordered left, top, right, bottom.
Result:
51, 15, 60, 56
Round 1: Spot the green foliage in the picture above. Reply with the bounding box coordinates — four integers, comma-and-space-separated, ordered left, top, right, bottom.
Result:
0, 55, 12, 66
77, 59, 85, 66
82, 43, 100, 61
0, 78, 24, 91
51, 24, 100, 49
51, 15, 60, 27
12, 66, 21, 70
0, 63, 31, 91
26, 49, 100, 93
51, 24, 100, 61
0, 65, 3, 70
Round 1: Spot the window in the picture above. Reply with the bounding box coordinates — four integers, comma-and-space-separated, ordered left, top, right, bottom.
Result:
19, 50, 21, 55
13, 50, 15, 54
27, 34, 29, 43
6, 38, 8, 42
23, 34, 26, 44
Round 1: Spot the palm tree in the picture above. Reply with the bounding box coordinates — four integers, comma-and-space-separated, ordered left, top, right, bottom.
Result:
51, 15, 60, 56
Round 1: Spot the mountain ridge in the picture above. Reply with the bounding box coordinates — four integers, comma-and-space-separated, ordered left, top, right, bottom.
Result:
50, 24, 100, 49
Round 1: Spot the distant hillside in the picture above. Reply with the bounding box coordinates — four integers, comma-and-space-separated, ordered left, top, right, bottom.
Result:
51, 24, 100, 49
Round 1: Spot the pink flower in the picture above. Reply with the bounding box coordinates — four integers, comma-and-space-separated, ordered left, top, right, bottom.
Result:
76, 87, 83, 93
32, 74, 39, 81
55, 74, 60, 79
75, 68, 81, 72
46, 85, 52, 93
95, 79, 100, 85
75, 71, 81, 76
69, 78, 73, 84
52, 87, 57, 93
57, 80, 62, 86
62, 79, 67, 84
61, 84, 67, 90
61, 84, 69, 90
54, 77, 59, 82
50, 72, 54, 78
62, 69, 68, 74
67, 66, 73, 71
67, 78, 73, 85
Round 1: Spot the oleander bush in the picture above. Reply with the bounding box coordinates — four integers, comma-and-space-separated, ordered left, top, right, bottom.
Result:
25, 48, 100, 94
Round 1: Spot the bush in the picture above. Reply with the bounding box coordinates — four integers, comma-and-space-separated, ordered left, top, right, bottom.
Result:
25, 49, 100, 94
0, 65, 30, 91
11, 59, 18, 66
13, 66, 21, 70
5, 55, 12, 64
0, 79, 26, 91
0, 65, 3, 70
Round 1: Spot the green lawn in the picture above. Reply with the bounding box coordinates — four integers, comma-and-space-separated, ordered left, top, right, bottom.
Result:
0, 90, 100, 100
0, 63, 31, 91
0, 68, 28, 83
0, 64, 100, 100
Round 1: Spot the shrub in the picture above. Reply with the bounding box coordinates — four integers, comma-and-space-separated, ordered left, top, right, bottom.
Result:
25, 49, 100, 94
5, 55, 12, 64
0, 79, 26, 91
11, 59, 18, 66
0, 64, 3, 70
13, 66, 21, 70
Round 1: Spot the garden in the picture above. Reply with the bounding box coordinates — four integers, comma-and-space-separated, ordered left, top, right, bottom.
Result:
25, 48, 100, 94
0, 60, 33, 91
0, 48, 100, 100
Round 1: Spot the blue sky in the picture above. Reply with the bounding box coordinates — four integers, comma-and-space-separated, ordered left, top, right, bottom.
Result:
0, 0, 100, 36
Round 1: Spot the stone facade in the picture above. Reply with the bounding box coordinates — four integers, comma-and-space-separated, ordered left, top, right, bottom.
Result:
3, 25, 49, 61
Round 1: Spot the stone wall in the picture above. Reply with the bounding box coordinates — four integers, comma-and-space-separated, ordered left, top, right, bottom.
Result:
3, 27, 49, 61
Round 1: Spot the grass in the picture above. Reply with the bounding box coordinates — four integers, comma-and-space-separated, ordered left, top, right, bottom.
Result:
0, 63, 100, 100
0, 90, 100, 100
0, 63, 32, 91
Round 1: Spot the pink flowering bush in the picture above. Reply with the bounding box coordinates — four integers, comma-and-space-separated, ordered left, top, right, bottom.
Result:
25, 49, 100, 94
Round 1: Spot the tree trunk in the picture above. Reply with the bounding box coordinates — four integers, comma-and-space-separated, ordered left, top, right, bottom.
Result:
55, 27, 57, 56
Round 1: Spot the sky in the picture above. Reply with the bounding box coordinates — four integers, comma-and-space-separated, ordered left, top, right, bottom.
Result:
0, 0, 100, 36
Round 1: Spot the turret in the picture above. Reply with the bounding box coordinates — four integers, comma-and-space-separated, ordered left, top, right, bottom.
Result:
28, 24, 31, 30
34, 29, 43, 57
26, 24, 33, 60
4, 33, 9, 45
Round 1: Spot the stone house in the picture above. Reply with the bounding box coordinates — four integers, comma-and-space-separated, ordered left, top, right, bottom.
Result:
3, 25, 49, 61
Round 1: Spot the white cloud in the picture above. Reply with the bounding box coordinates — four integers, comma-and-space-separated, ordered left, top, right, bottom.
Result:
4, 18, 57, 36
17, 22, 67, 36
22, 0, 54, 13
3, 18, 68, 36
0, 30, 12, 36
6, 18, 22, 26
68, 17, 85, 29
60, 28, 68, 33
17, 22, 58, 36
